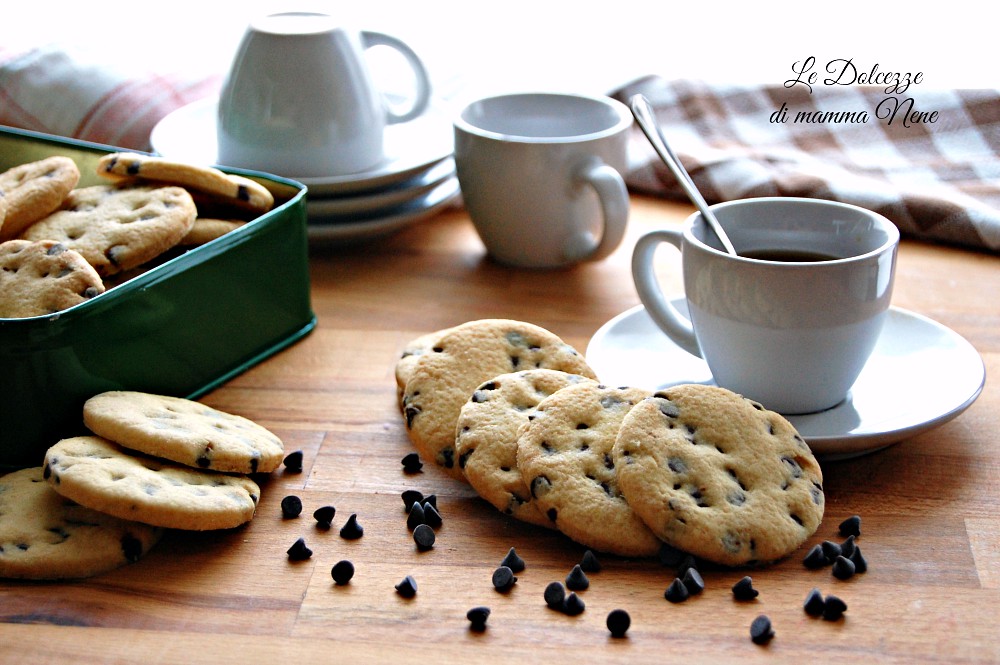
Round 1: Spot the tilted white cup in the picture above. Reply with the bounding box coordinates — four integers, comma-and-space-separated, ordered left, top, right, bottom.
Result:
632, 197, 899, 414
217, 12, 431, 178
453, 92, 632, 269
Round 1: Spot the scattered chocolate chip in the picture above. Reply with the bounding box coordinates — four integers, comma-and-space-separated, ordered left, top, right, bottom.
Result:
821, 540, 843, 561
822, 594, 848, 621
682, 567, 705, 595
286, 537, 312, 561
657, 542, 686, 568
839, 534, 857, 559
401, 489, 424, 512
423, 494, 438, 509
467, 606, 491, 631
565, 564, 590, 591
832, 555, 856, 580
580, 549, 601, 573
750, 615, 774, 644
563, 592, 586, 616
339, 513, 363, 539
606, 609, 631, 638
732, 576, 759, 601
282, 450, 304, 473
676, 554, 698, 577
850, 545, 868, 573
331, 560, 355, 585
395, 575, 417, 598
501, 547, 525, 573
313, 505, 336, 528
401, 452, 423, 473
803, 587, 826, 616
544, 581, 566, 609
803, 544, 829, 568
422, 502, 442, 528
280, 495, 303, 519
838, 515, 862, 538
664, 578, 690, 603
492, 565, 517, 592
406, 502, 426, 530
413, 523, 435, 551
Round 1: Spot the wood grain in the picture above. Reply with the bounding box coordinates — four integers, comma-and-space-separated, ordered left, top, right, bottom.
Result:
2, 196, 998, 664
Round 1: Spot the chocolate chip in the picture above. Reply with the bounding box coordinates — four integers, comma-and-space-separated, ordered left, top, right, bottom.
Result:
657, 542, 686, 568
401, 489, 424, 512
423, 494, 438, 509
606, 609, 631, 638
838, 515, 862, 538
750, 615, 774, 644
803, 544, 829, 568
821, 540, 843, 560
840, 534, 857, 559
492, 565, 517, 592
422, 502, 442, 529
121, 534, 143, 563
544, 581, 566, 609
676, 554, 698, 577
501, 547, 525, 573
832, 555, 856, 580
280, 495, 303, 519
331, 560, 355, 585
401, 452, 423, 474
313, 505, 336, 528
682, 567, 705, 595
563, 592, 585, 616
580, 549, 601, 573
339, 514, 363, 540
406, 502, 426, 530
395, 575, 417, 598
565, 564, 590, 591
286, 537, 312, 561
822, 594, 848, 621
850, 545, 868, 573
282, 450, 304, 473
237, 184, 250, 202
664, 578, 690, 603
732, 576, 759, 601
803, 587, 825, 616
467, 606, 490, 631
413, 523, 435, 551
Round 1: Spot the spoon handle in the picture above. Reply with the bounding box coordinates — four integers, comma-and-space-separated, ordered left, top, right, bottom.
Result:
629, 94, 738, 256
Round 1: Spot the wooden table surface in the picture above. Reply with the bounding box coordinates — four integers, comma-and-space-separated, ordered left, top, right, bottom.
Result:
2, 196, 998, 664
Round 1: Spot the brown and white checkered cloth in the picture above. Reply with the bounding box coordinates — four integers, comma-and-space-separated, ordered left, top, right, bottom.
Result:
611, 77, 1000, 253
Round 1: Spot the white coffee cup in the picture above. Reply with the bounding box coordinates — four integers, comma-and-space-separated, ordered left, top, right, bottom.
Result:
453, 92, 632, 269
217, 12, 431, 178
632, 197, 899, 414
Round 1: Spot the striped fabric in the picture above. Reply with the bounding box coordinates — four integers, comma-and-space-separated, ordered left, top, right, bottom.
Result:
611, 77, 1000, 253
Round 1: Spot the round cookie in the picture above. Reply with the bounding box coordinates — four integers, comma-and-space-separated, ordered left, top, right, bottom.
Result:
455, 369, 597, 527
394, 327, 455, 408
0, 467, 162, 580
0, 239, 104, 318
612, 384, 825, 566
83, 391, 284, 474
43, 436, 261, 531
96, 152, 274, 213
178, 218, 245, 246
0, 156, 80, 241
401, 319, 598, 480
22, 184, 197, 276
516, 381, 661, 556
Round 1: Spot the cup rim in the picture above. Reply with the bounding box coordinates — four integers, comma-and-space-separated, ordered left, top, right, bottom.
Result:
453, 91, 633, 144
683, 197, 900, 265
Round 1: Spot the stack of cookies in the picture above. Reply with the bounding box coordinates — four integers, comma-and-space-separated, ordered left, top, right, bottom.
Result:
0, 391, 283, 580
397, 319, 826, 565
0, 152, 274, 319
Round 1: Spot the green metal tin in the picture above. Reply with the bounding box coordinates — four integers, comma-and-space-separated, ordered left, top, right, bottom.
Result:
0, 127, 316, 470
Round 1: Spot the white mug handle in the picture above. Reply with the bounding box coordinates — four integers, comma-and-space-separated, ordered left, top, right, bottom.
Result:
631, 230, 703, 357
361, 31, 432, 124
564, 158, 629, 262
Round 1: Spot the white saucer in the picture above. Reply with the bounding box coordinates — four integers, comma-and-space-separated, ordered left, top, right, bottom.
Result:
307, 176, 460, 245
306, 158, 455, 219
586, 302, 985, 459
150, 97, 454, 196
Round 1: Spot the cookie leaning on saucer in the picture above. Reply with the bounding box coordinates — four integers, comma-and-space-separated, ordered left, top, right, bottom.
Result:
455, 369, 597, 527
0, 156, 80, 241
516, 381, 662, 557
0, 239, 104, 318
612, 384, 824, 566
400, 319, 598, 480
83, 391, 284, 474
96, 152, 274, 213
21, 184, 197, 276
44, 436, 261, 531
0, 467, 162, 580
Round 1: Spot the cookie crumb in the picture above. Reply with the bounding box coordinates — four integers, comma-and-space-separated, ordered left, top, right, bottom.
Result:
331, 560, 355, 585
606, 609, 631, 638
750, 615, 774, 645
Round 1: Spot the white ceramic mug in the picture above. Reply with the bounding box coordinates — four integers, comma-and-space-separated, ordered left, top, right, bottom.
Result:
632, 197, 899, 414
453, 92, 632, 269
217, 12, 431, 178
